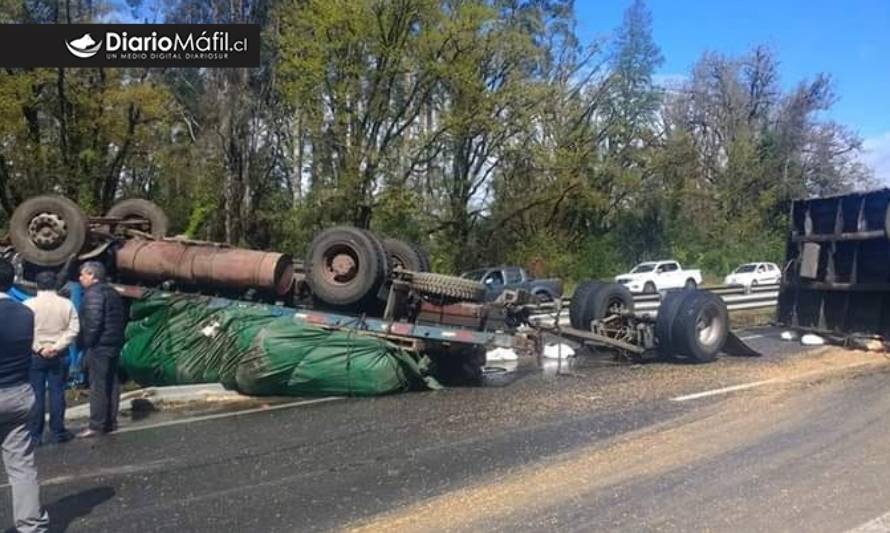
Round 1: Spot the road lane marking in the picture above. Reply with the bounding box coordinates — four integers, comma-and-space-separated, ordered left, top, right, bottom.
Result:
671, 379, 781, 401
0, 459, 175, 490
848, 510, 890, 532
0, 398, 342, 490
739, 333, 766, 341
671, 361, 875, 402
114, 396, 344, 434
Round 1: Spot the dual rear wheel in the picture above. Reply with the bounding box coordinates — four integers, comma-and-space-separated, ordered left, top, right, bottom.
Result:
656, 290, 728, 363
305, 228, 485, 309
570, 281, 729, 363
10, 195, 168, 267
569, 281, 635, 330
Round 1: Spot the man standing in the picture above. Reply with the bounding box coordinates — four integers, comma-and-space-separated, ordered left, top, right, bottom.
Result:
77, 262, 126, 438
26, 271, 79, 445
0, 258, 50, 532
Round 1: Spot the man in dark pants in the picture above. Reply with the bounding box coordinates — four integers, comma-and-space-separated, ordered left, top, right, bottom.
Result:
27, 271, 79, 445
0, 258, 50, 531
77, 262, 126, 438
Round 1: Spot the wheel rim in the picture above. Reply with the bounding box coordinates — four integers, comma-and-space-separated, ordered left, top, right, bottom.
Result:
607, 297, 627, 315
322, 245, 360, 285
27, 212, 68, 250
645, 283, 655, 293
390, 254, 406, 270
696, 307, 723, 347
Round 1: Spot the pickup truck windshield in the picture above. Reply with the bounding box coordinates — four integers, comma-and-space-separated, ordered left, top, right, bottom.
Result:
462, 269, 486, 281
631, 264, 656, 273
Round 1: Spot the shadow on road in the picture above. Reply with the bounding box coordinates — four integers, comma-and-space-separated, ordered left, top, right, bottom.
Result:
44, 486, 115, 532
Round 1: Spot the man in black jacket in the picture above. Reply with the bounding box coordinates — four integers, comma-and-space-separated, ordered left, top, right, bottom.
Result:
0, 258, 50, 531
77, 261, 126, 438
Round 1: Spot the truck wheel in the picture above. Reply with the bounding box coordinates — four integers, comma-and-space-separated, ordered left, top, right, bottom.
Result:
362, 229, 391, 277
383, 238, 429, 272
569, 280, 601, 329
106, 199, 169, 238
413, 243, 431, 272
671, 291, 729, 363
305, 226, 387, 308
10, 195, 88, 267
643, 281, 657, 294
579, 283, 635, 330
407, 272, 485, 302
532, 289, 555, 303
684, 278, 697, 290
364, 230, 392, 306
655, 290, 695, 358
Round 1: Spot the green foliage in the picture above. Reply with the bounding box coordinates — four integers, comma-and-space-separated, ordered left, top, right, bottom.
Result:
371, 188, 426, 244
0, 0, 870, 288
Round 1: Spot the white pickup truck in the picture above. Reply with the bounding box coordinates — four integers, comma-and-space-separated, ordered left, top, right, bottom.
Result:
614, 260, 702, 294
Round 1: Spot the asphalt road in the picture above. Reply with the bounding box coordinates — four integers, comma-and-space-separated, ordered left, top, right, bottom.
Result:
4, 327, 890, 532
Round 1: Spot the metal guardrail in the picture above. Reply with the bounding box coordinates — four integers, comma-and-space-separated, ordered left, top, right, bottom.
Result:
529, 284, 779, 326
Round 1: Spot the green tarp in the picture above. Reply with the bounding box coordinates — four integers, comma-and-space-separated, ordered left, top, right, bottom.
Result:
122, 292, 441, 396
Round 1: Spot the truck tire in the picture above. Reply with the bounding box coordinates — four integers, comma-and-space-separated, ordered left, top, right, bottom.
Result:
670, 291, 729, 363
106, 199, 169, 238
407, 272, 485, 302
383, 238, 429, 272
643, 281, 657, 294
412, 242, 432, 272
684, 278, 697, 290
362, 229, 391, 277
305, 226, 387, 308
581, 283, 635, 329
655, 289, 695, 357
532, 288, 556, 303
10, 195, 88, 267
363, 229, 391, 307
569, 280, 601, 329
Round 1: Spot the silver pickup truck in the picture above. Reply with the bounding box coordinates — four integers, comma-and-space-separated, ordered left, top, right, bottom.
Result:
461, 266, 563, 302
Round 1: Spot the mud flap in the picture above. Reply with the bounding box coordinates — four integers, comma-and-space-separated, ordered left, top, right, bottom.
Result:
721, 331, 761, 357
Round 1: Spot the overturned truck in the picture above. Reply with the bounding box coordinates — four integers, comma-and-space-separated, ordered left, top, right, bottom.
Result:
3, 195, 535, 386
778, 188, 890, 345
3, 195, 754, 393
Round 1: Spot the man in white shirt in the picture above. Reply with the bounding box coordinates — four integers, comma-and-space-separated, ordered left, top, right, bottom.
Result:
25, 271, 79, 445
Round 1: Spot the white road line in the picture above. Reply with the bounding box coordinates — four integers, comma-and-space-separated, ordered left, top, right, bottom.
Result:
0, 399, 344, 491
113, 396, 344, 434
671, 379, 781, 401
0, 459, 176, 490
671, 361, 875, 402
848, 510, 890, 532
739, 333, 767, 341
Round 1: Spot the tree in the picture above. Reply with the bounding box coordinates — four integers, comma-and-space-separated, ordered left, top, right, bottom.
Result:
161, 0, 285, 246
0, 1, 174, 219
277, 0, 445, 230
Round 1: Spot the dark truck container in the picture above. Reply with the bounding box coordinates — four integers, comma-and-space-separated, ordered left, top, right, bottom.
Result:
777, 188, 890, 340
461, 266, 563, 302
